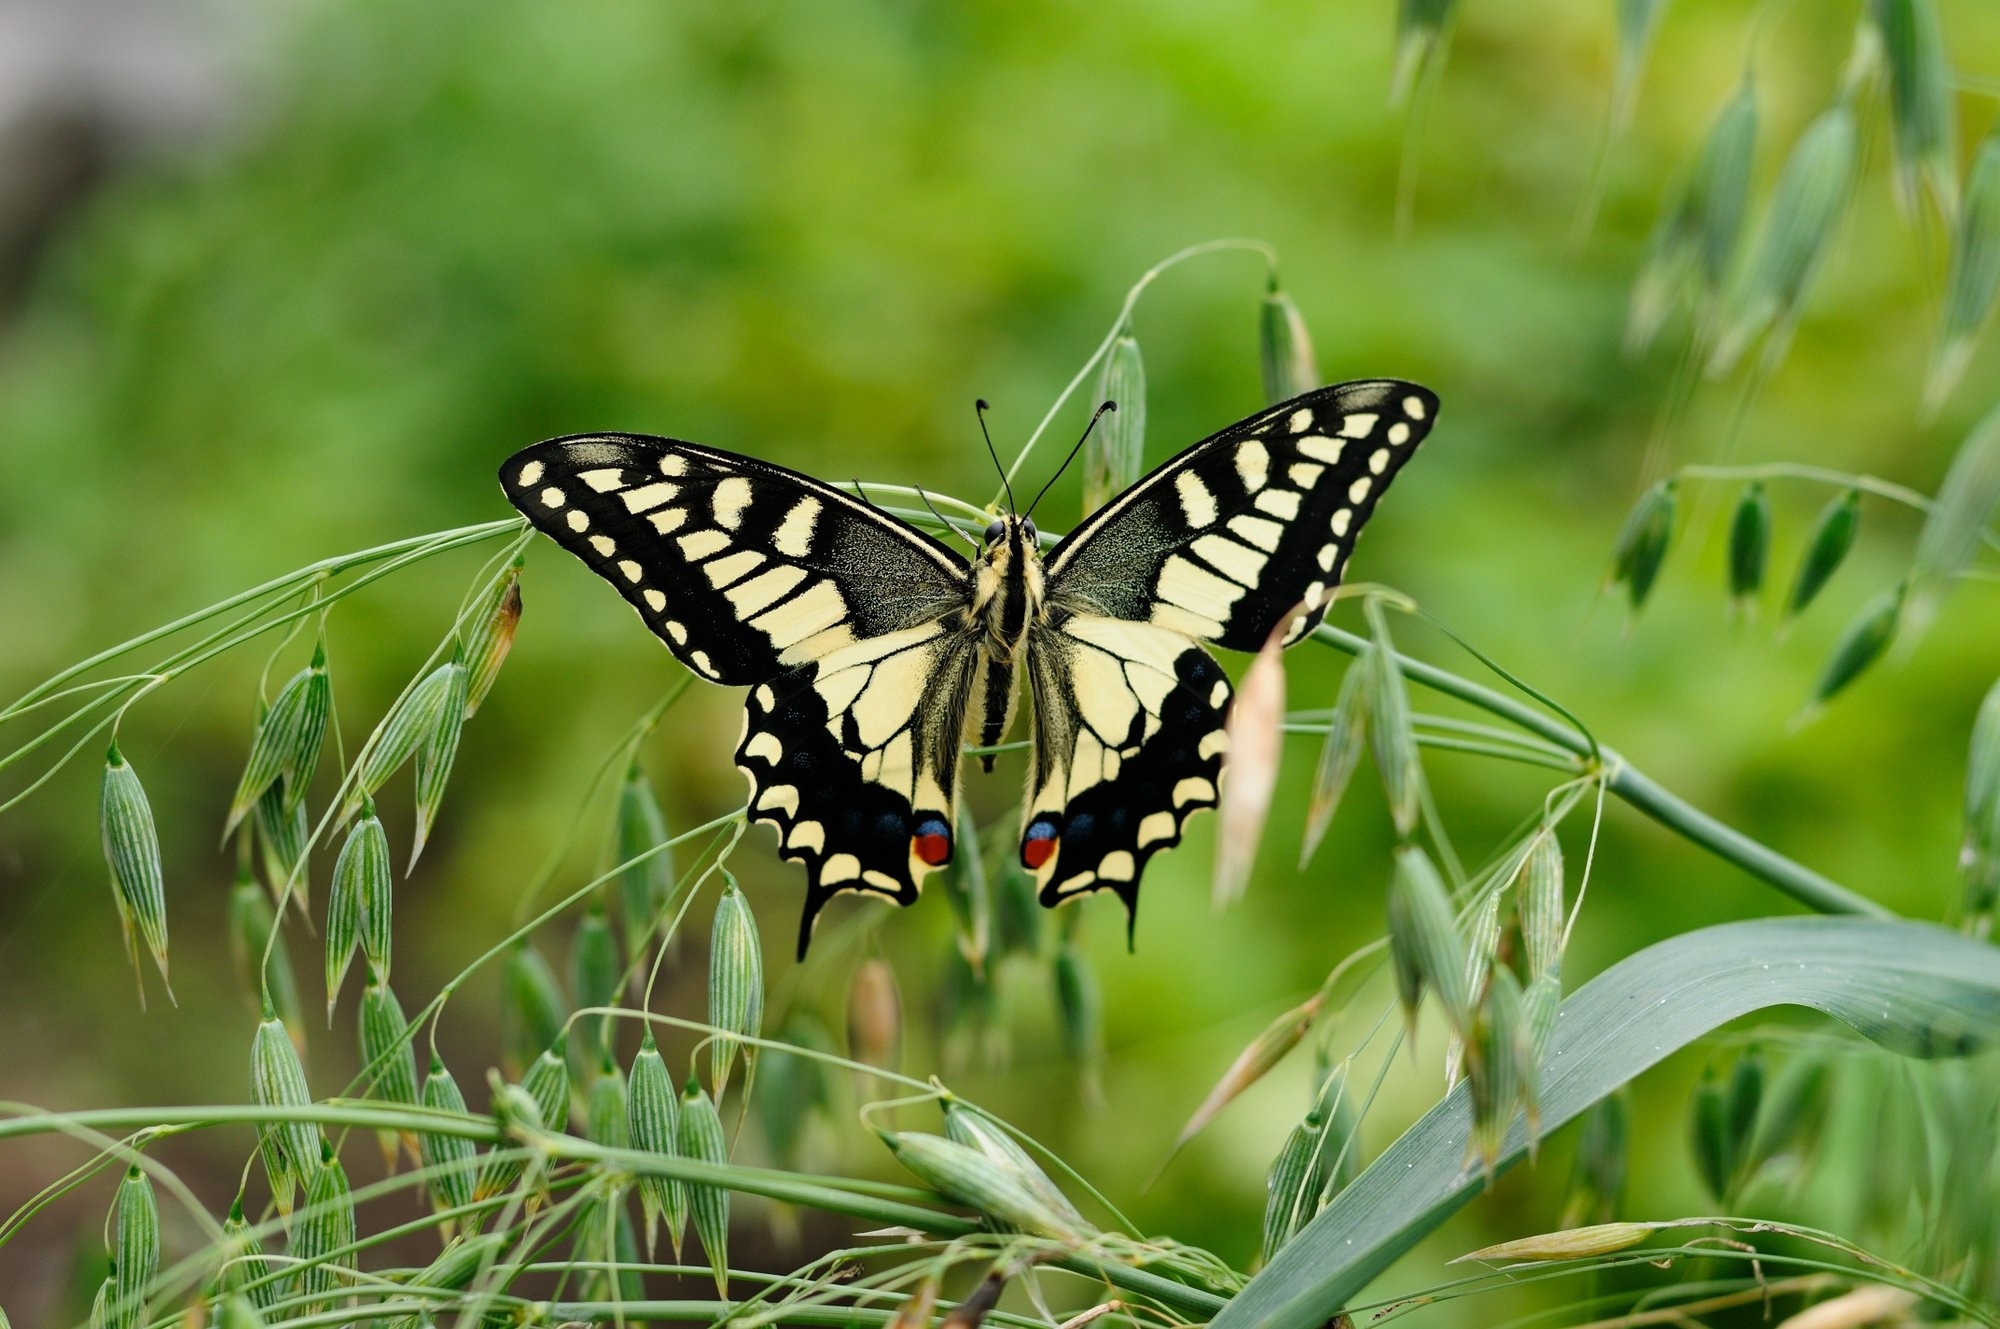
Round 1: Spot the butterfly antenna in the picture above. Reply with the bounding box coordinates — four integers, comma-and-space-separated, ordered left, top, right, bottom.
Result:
976, 399, 1016, 515
915, 483, 977, 551
1024, 401, 1117, 523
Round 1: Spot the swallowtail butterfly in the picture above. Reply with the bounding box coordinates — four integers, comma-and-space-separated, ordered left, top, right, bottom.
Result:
502, 379, 1437, 955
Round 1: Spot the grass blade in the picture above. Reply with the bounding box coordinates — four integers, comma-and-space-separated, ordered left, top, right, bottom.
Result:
1210, 916, 2000, 1329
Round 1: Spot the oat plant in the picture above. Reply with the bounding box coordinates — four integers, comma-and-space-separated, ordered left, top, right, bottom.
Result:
5, 8, 2000, 1325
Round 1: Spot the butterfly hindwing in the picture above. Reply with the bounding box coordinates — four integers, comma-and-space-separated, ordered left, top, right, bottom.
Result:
1021, 615, 1231, 915
1043, 380, 1438, 650
737, 625, 978, 957
502, 434, 978, 951
502, 434, 969, 685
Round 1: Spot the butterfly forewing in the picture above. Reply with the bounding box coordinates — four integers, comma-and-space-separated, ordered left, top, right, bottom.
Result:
1044, 380, 1438, 650
503, 435, 968, 684
502, 435, 978, 953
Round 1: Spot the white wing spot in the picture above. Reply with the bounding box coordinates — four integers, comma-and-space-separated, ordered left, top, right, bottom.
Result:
756, 783, 800, 816
1151, 602, 1226, 639
1253, 489, 1302, 521
1174, 776, 1216, 806
665, 621, 688, 645
1175, 470, 1218, 527
565, 508, 590, 532
1228, 513, 1284, 551
1402, 395, 1427, 421
1199, 729, 1229, 759
690, 649, 715, 677
618, 559, 644, 582
1209, 680, 1229, 709
1317, 544, 1337, 571
1137, 811, 1177, 847
754, 684, 775, 709
1287, 409, 1314, 433
725, 564, 808, 618
757, 580, 849, 652
1288, 460, 1325, 487
1158, 555, 1245, 618
774, 498, 821, 558
649, 508, 688, 535
1236, 439, 1270, 491
1097, 850, 1136, 882
703, 549, 763, 588
712, 476, 754, 529
579, 467, 623, 492
1192, 533, 1266, 587
822, 853, 861, 884
517, 460, 545, 487
621, 482, 680, 514
1388, 421, 1412, 446
539, 486, 567, 509
643, 589, 667, 611
745, 731, 783, 764
677, 529, 730, 560
1348, 476, 1372, 503
1304, 579, 1326, 607
1369, 448, 1390, 474
659, 455, 689, 477
1297, 437, 1345, 465
1332, 509, 1352, 537
785, 820, 825, 853
1339, 413, 1379, 438
862, 868, 900, 892
589, 535, 616, 556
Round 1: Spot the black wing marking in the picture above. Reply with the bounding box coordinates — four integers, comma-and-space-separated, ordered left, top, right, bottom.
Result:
1019, 614, 1231, 927
736, 625, 979, 957
500, 434, 979, 954
500, 434, 969, 685
1043, 380, 1438, 650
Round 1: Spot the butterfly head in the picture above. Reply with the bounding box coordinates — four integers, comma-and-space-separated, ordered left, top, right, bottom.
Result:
981, 514, 1037, 549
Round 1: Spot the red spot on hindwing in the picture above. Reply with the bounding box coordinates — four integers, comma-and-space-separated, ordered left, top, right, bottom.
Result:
1021, 831, 1057, 870
913, 833, 952, 867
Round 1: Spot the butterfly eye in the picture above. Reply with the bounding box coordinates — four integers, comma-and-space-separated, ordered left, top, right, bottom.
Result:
984, 519, 1006, 544
1023, 518, 1038, 543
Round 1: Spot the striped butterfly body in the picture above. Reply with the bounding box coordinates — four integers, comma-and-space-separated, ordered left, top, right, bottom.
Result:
503, 379, 1438, 956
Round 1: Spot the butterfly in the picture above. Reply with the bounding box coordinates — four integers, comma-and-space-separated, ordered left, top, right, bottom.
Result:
502, 378, 1437, 956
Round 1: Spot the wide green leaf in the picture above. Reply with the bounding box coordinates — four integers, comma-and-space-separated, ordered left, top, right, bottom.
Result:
1212, 917, 2000, 1329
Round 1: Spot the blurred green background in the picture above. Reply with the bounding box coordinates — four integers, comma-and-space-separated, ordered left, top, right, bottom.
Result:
1, 0, 1997, 1320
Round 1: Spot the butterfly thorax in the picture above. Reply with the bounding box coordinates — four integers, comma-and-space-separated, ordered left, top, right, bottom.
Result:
968, 515, 1046, 661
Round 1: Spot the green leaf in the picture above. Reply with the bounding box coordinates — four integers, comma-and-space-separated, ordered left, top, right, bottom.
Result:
1210, 916, 2000, 1329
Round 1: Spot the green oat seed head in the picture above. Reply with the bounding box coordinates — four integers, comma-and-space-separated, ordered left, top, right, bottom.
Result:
1086, 334, 1146, 518
1785, 488, 1860, 619
101, 742, 172, 1003
678, 1075, 731, 1295
1259, 283, 1319, 406
707, 878, 764, 1099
